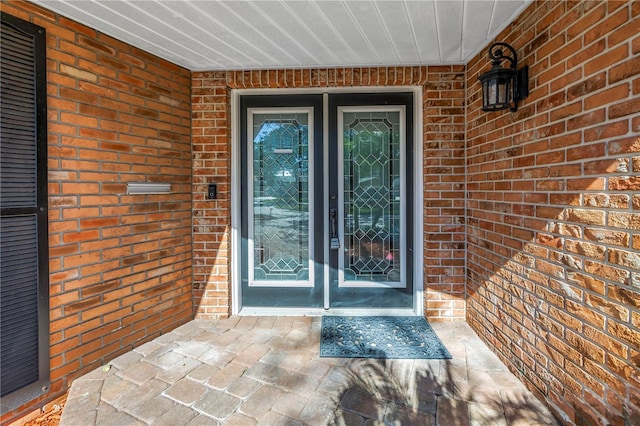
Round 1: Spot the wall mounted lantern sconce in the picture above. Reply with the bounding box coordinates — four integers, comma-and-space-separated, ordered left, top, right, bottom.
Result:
478, 42, 529, 112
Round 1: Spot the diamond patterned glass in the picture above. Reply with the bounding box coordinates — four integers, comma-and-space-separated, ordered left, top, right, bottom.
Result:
252, 113, 310, 282
343, 111, 401, 283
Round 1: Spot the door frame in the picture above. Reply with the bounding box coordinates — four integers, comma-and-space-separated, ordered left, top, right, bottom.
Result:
231, 87, 424, 316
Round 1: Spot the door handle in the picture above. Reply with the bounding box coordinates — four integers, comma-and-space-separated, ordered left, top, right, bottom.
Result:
330, 208, 340, 250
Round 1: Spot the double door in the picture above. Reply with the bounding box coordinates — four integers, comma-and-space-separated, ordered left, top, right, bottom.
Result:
240, 93, 414, 310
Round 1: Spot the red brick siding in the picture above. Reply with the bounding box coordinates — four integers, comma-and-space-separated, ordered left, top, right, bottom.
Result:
191, 67, 466, 320
466, 0, 639, 424
191, 72, 230, 318
424, 67, 467, 320
1, 2, 193, 423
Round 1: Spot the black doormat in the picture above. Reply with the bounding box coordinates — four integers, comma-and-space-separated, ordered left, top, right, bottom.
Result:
320, 316, 452, 359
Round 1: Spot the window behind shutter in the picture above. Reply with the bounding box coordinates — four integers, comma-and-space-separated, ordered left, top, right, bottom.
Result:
0, 12, 49, 413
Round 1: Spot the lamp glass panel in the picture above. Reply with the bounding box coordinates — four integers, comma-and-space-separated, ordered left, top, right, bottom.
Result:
489, 80, 498, 106
481, 73, 513, 111
498, 77, 511, 105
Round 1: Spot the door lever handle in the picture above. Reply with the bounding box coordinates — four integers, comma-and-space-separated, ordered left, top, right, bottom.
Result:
330, 208, 340, 250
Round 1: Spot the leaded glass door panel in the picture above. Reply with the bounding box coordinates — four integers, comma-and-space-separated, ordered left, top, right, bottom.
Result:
339, 108, 404, 288
249, 110, 313, 286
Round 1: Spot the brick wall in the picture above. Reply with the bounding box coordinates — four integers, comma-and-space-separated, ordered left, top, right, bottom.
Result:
191, 72, 230, 318
1, 2, 193, 423
466, 0, 639, 424
191, 67, 466, 320
423, 67, 467, 319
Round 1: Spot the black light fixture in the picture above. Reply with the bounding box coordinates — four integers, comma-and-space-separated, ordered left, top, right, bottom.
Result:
478, 42, 529, 112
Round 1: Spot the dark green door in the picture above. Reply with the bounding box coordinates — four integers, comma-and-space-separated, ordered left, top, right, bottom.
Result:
240, 95, 324, 307
327, 93, 414, 309
240, 93, 413, 310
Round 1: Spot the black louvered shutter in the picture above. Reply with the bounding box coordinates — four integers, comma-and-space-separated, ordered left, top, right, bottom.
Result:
0, 12, 49, 411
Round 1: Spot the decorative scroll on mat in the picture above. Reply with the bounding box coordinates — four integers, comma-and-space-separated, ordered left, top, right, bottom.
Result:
320, 316, 452, 359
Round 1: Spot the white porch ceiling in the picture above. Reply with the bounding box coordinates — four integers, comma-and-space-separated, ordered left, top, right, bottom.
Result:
37, 0, 532, 71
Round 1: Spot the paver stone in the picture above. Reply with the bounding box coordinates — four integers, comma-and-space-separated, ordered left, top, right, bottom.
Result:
144, 350, 186, 369
133, 341, 163, 357
116, 361, 162, 385
384, 403, 436, 426
95, 410, 144, 426
298, 397, 337, 425
125, 395, 175, 424
66, 378, 103, 402
193, 389, 242, 420
333, 410, 366, 426
152, 403, 198, 426
224, 412, 258, 426
271, 391, 309, 418
198, 349, 236, 365
187, 364, 220, 382
256, 411, 303, 425
109, 351, 143, 370
186, 415, 219, 425
163, 378, 208, 405
244, 362, 288, 385
114, 378, 168, 410
340, 388, 384, 419
239, 385, 284, 418
174, 341, 211, 359
206, 362, 247, 389
468, 402, 508, 426
233, 344, 269, 366
157, 357, 201, 383
225, 376, 261, 399
100, 375, 137, 406
435, 397, 470, 426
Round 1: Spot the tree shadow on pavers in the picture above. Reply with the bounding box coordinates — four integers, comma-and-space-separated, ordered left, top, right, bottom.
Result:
330, 357, 559, 426
330, 358, 442, 425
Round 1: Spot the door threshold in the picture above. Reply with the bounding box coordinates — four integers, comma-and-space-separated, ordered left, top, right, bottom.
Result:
238, 307, 418, 317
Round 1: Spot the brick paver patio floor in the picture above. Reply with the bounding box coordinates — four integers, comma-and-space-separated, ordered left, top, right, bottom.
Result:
60, 317, 559, 425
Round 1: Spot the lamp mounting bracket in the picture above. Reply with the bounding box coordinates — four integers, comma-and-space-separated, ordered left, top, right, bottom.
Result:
488, 42, 517, 69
